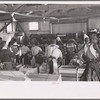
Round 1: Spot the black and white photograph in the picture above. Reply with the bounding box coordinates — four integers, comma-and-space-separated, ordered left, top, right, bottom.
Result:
0, 1, 100, 99
0, 2, 100, 81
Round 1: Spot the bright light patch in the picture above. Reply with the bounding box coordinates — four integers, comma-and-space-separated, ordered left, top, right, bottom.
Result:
29, 22, 39, 30
7, 23, 12, 32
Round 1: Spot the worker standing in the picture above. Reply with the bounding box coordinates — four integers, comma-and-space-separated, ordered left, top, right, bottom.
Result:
46, 39, 63, 74
31, 39, 42, 68
81, 30, 100, 81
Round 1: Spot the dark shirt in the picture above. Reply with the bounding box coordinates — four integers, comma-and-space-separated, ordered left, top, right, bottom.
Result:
0, 41, 3, 52
0, 49, 14, 62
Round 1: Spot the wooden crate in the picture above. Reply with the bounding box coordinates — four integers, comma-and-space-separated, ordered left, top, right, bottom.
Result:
20, 68, 37, 74
0, 71, 26, 81
27, 73, 61, 81
77, 68, 85, 81
59, 65, 85, 81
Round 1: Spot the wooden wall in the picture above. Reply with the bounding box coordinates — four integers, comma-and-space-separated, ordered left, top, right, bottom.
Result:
88, 17, 100, 30
20, 21, 50, 37
52, 23, 87, 34
0, 17, 100, 37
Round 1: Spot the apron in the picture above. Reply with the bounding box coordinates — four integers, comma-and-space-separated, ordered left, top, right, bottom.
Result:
48, 48, 59, 74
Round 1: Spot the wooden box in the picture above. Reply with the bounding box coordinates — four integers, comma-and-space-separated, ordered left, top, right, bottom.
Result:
0, 71, 26, 81
27, 73, 61, 81
59, 65, 85, 81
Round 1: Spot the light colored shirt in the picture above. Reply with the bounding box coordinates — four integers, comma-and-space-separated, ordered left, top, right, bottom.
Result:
86, 44, 99, 59
89, 44, 99, 58
84, 43, 90, 55
47, 44, 62, 59
31, 46, 42, 56
21, 45, 30, 55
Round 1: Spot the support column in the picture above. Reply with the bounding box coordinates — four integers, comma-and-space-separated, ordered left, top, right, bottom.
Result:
50, 23, 53, 34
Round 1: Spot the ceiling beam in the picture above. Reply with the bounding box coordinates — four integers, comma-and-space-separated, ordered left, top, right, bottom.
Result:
51, 19, 88, 24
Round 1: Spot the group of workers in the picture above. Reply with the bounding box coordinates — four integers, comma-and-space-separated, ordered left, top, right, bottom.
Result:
0, 36, 63, 74
0, 29, 100, 81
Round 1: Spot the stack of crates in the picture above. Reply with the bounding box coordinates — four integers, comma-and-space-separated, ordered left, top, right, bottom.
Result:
59, 65, 85, 81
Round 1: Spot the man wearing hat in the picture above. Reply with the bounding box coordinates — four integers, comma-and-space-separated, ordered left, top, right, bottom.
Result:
83, 34, 90, 56
56, 36, 62, 45
79, 34, 90, 62
81, 30, 100, 81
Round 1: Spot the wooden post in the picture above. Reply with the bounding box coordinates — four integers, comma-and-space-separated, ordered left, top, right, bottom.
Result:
50, 23, 53, 34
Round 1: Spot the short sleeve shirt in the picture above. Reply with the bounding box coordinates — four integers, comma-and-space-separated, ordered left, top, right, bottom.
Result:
31, 46, 42, 56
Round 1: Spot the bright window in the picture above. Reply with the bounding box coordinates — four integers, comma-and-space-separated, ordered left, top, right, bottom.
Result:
29, 22, 39, 30
7, 23, 12, 32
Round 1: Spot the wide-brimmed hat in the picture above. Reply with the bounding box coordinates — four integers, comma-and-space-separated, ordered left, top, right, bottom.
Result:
97, 32, 100, 37
88, 29, 98, 36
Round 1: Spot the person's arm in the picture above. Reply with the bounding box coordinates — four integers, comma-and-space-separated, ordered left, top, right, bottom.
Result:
9, 50, 16, 59
93, 43, 100, 55
39, 47, 45, 55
